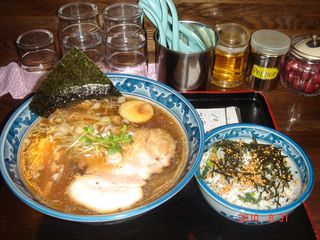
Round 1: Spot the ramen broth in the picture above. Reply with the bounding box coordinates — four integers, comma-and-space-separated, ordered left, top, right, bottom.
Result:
19, 97, 188, 215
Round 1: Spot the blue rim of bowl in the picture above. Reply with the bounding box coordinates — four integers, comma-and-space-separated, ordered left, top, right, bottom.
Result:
0, 73, 205, 222
196, 123, 314, 215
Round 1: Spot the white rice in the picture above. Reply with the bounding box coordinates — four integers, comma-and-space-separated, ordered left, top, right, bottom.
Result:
200, 145, 301, 210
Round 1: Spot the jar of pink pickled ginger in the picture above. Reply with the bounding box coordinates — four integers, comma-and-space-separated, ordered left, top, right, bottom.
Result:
281, 34, 320, 96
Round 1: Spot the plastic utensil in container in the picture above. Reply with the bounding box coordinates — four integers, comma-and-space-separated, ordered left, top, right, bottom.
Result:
281, 34, 320, 96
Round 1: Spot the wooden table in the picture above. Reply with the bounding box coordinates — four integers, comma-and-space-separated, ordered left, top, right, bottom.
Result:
0, 0, 319, 238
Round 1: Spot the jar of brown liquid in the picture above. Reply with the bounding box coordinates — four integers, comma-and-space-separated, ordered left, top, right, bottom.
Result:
246, 30, 291, 91
212, 23, 250, 88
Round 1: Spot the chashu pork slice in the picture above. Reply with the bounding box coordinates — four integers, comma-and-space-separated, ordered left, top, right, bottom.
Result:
117, 128, 177, 179
67, 128, 177, 213
67, 173, 144, 213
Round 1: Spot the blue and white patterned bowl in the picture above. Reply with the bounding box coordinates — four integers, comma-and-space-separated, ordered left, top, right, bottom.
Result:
0, 73, 205, 223
196, 123, 314, 225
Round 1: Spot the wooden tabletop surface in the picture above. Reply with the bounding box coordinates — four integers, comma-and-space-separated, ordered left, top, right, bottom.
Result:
0, 0, 319, 238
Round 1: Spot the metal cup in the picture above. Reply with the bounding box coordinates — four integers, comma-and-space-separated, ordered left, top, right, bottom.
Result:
155, 21, 219, 91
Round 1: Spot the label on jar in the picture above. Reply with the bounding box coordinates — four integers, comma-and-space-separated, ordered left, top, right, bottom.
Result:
251, 64, 279, 80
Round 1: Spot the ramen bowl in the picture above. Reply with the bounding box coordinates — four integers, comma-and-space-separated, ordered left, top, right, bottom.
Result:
196, 123, 314, 225
0, 74, 205, 223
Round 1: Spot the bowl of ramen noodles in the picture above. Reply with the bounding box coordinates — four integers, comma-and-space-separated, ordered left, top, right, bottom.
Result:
0, 70, 205, 222
196, 123, 314, 225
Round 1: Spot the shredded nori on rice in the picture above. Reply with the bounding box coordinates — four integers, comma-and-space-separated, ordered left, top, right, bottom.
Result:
202, 139, 294, 208
29, 48, 121, 117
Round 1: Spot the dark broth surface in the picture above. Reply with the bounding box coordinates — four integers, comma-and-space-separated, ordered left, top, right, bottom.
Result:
19, 96, 188, 215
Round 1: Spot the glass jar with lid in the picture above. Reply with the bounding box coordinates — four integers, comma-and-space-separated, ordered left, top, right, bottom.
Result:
246, 29, 291, 91
281, 34, 320, 96
212, 23, 250, 88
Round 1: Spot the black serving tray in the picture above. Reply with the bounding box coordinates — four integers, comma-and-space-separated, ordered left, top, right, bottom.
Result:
184, 91, 275, 128
0, 92, 318, 240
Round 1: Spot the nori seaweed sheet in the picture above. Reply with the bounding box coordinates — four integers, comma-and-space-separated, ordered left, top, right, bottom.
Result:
29, 48, 121, 117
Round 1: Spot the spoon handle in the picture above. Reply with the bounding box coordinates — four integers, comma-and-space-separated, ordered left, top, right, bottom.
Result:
139, 0, 206, 52
166, 0, 179, 51
139, 2, 166, 46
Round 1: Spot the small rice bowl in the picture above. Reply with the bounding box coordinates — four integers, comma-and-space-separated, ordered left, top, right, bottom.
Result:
200, 141, 301, 210
196, 123, 314, 224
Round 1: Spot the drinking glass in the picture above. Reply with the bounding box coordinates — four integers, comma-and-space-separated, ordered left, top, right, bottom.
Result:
102, 2, 144, 31
16, 29, 58, 72
105, 23, 148, 76
58, 2, 105, 68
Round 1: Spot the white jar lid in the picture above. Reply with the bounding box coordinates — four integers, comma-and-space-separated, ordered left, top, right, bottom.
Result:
251, 29, 291, 56
293, 34, 320, 60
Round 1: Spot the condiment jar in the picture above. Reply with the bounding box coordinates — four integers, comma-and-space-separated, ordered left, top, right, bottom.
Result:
281, 34, 320, 96
246, 30, 291, 91
212, 23, 250, 88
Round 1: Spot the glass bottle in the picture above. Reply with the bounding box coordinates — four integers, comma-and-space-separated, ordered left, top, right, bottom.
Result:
212, 23, 250, 88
